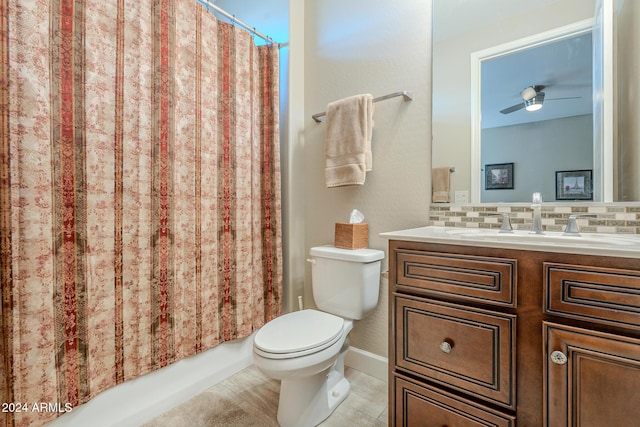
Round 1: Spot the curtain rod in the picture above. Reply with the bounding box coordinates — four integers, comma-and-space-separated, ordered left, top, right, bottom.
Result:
195, 0, 281, 46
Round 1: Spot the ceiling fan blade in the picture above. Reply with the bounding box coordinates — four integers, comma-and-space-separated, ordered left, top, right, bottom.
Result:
547, 96, 582, 101
500, 103, 525, 114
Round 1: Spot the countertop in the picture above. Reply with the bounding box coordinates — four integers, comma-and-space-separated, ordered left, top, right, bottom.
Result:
380, 226, 640, 259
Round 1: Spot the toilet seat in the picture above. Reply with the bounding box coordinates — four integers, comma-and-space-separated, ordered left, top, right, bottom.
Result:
254, 309, 345, 359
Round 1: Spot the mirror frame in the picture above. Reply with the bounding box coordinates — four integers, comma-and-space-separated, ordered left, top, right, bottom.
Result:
469, 18, 614, 203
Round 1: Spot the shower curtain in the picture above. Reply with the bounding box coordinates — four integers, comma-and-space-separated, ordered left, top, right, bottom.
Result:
0, 0, 282, 425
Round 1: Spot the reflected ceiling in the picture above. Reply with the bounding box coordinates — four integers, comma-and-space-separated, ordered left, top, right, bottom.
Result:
481, 33, 593, 129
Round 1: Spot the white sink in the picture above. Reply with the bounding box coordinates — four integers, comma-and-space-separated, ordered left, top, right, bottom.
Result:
443, 228, 485, 235
380, 226, 640, 258
447, 229, 639, 246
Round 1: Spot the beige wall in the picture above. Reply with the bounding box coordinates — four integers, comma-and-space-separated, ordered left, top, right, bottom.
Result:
300, 0, 432, 357
283, 0, 306, 314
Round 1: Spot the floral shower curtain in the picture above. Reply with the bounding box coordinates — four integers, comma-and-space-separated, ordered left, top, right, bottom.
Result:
0, 0, 282, 425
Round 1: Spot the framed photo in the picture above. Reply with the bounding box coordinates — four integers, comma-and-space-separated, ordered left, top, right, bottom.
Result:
485, 163, 514, 190
555, 170, 593, 200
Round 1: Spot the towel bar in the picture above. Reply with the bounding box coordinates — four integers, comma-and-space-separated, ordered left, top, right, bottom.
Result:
312, 91, 413, 123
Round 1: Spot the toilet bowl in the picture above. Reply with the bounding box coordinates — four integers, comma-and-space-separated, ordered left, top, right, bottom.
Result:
253, 309, 353, 427
253, 246, 384, 427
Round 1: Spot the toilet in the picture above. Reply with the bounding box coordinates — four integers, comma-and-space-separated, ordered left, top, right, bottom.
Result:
253, 245, 384, 427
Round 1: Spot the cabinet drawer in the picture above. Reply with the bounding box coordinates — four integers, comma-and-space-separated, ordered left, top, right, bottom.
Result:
544, 263, 640, 330
394, 374, 515, 427
395, 250, 516, 307
395, 295, 516, 409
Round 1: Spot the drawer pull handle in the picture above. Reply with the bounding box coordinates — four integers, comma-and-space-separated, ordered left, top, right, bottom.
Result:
550, 350, 568, 365
439, 340, 453, 354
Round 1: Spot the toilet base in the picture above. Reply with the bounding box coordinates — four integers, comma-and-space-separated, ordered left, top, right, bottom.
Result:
275, 341, 350, 427
277, 366, 350, 427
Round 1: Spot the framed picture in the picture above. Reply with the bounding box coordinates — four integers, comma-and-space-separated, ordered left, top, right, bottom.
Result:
555, 169, 593, 200
485, 163, 514, 190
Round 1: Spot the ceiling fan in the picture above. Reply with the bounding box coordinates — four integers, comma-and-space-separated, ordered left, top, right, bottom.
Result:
499, 85, 580, 114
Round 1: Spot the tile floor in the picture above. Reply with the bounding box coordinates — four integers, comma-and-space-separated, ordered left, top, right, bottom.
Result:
143, 365, 388, 426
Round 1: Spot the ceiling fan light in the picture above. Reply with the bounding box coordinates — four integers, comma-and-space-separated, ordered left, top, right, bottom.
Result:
525, 102, 543, 112
525, 97, 543, 112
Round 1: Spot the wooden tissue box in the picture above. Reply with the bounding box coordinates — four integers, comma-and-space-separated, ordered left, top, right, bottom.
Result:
334, 223, 368, 250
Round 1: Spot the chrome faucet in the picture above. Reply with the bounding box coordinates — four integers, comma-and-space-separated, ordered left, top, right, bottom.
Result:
563, 214, 597, 236
530, 192, 544, 234
489, 213, 513, 233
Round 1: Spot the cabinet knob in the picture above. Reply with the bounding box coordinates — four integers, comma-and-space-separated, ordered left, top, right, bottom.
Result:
550, 350, 568, 365
439, 339, 454, 354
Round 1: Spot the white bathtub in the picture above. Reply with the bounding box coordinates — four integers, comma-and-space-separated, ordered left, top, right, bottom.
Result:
45, 332, 256, 427
44, 331, 387, 427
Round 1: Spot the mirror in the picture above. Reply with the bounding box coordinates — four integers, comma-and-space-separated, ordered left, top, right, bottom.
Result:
473, 21, 600, 203
432, 0, 640, 203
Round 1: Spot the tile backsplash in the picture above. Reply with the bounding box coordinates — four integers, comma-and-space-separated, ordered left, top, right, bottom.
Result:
430, 203, 640, 234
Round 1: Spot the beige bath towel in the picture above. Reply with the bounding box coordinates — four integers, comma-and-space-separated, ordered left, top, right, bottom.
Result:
324, 94, 374, 187
432, 167, 451, 202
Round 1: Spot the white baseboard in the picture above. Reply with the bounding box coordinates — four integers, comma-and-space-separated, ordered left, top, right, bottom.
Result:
344, 346, 388, 383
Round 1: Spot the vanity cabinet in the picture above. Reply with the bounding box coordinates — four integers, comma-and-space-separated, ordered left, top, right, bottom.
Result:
387, 238, 640, 427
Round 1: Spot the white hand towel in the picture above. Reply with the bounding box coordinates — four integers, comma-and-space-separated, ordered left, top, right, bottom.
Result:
324, 94, 374, 187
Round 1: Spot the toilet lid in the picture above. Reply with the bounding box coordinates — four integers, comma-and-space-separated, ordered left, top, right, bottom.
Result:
254, 309, 344, 355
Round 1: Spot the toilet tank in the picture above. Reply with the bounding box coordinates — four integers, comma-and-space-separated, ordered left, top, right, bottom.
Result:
309, 245, 384, 320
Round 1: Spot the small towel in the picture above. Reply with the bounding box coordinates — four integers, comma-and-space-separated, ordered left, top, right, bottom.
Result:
324, 94, 374, 187
432, 167, 451, 203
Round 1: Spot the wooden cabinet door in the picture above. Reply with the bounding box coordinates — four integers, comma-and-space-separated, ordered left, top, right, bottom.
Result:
544, 322, 640, 427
